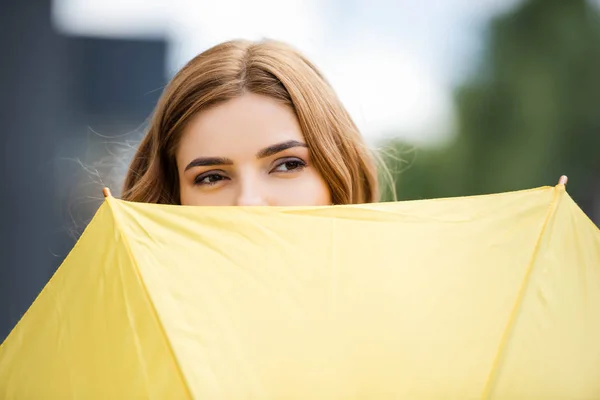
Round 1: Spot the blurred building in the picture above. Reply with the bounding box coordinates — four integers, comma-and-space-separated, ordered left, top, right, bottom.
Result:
0, 0, 168, 341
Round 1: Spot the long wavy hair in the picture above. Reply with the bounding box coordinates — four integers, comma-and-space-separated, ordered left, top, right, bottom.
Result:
122, 39, 380, 205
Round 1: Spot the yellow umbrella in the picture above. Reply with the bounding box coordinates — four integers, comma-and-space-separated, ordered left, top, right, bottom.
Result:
1, 179, 599, 399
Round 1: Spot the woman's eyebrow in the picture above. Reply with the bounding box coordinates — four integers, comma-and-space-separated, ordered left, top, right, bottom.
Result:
184, 140, 307, 171
185, 156, 233, 171
256, 140, 307, 159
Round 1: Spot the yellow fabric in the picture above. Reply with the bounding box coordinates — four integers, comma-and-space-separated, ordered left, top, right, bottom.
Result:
1, 184, 599, 399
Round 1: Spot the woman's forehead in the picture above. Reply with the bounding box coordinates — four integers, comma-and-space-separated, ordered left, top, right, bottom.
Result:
178, 93, 306, 159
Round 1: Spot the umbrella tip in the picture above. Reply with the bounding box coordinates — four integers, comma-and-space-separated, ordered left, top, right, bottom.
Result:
102, 187, 112, 198
558, 175, 568, 186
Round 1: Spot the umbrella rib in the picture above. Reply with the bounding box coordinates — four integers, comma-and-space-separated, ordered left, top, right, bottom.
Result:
108, 198, 194, 400
479, 186, 563, 400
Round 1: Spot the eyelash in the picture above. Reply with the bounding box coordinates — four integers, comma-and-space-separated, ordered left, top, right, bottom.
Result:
193, 158, 307, 186
272, 158, 307, 173
194, 173, 228, 186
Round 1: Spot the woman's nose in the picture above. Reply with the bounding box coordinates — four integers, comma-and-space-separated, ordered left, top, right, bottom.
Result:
236, 195, 267, 206
235, 177, 268, 206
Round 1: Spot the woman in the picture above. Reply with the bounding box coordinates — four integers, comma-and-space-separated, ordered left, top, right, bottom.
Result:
122, 39, 381, 206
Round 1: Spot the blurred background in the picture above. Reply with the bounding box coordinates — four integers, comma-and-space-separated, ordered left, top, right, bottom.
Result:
1, 0, 599, 341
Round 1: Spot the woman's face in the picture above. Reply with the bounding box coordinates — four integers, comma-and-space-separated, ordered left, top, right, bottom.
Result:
176, 93, 332, 206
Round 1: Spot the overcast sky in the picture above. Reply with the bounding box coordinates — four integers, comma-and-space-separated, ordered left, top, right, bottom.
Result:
52, 0, 565, 145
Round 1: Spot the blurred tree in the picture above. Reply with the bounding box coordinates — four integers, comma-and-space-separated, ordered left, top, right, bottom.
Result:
381, 0, 600, 225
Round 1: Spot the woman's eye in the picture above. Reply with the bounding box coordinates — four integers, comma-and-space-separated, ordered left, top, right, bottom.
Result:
194, 173, 228, 186
272, 159, 306, 173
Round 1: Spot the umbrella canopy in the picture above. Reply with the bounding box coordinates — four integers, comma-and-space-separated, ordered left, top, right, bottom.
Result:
1, 183, 599, 399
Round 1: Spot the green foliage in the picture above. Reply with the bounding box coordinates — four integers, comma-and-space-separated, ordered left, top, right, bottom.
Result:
379, 0, 600, 223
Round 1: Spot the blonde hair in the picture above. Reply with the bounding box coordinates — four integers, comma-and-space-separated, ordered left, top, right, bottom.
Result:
122, 39, 380, 205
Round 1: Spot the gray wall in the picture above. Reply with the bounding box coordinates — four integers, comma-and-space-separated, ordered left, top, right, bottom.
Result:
0, 0, 168, 341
